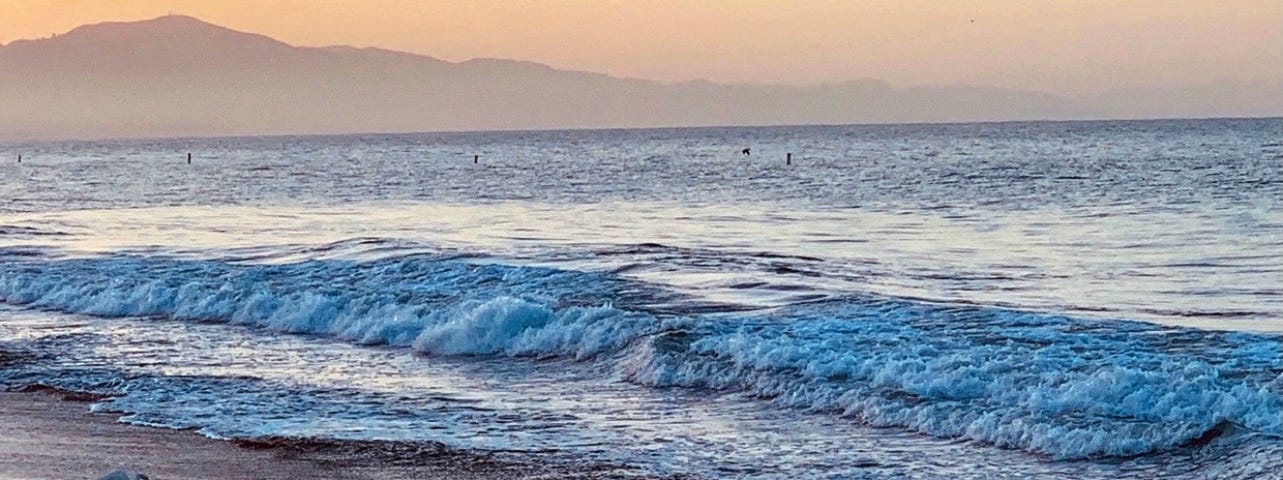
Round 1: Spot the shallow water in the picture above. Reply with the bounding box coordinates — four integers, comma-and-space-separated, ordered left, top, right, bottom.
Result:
1, 119, 1280, 479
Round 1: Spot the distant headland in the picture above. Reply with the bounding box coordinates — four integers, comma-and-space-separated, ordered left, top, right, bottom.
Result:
1, 15, 1279, 140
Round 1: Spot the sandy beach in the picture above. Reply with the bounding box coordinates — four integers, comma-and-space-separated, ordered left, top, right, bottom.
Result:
0, 389, 653, 480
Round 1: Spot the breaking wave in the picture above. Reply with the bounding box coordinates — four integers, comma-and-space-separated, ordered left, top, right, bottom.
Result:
1, 252, 1279, 461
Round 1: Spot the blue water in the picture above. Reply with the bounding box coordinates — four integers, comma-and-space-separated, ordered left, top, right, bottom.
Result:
1, 119, 1280, 479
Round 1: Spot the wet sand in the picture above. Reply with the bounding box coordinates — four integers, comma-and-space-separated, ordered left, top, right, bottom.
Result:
0, 390, 656, 480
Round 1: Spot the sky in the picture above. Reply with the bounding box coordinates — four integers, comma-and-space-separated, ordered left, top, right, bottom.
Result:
3, 0, 1281, 96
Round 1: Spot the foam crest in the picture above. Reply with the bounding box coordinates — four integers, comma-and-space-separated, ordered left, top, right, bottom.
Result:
0, 255, 658, 359
3, 254, 1279, 461
623, 298, 1283, 460
409, 297, 651, 358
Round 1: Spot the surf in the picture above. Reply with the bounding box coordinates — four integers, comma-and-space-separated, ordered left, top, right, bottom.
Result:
2, 251, 1278, 462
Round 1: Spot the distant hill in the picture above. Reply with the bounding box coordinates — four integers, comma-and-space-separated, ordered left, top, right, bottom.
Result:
0, 16, 1278, 140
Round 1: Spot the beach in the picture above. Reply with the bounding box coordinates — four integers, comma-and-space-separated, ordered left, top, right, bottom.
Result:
0, 390, 327, 480
0, 389, 648, 480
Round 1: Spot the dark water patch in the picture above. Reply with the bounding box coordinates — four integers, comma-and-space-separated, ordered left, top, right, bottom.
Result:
16, 383, 113, 402
0, 346, 37, 370
0, 225, 70, 237
233, 436, 678, 479
1179, 420, 1237, 448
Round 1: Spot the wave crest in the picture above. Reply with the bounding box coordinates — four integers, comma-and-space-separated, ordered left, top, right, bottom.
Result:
3, 254, 1279, 461
0, 255, 658, 360
623, 299, 1283, 460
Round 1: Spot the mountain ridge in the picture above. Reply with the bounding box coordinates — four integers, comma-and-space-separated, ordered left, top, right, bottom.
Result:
1, 15, 1278, 140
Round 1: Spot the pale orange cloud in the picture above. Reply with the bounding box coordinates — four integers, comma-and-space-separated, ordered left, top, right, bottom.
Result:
3, 0, 1280, 95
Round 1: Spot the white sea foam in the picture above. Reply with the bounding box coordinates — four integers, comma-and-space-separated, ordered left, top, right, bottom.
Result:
0, 255, 659, 359
2, 254, 1279, 461
622, 301, 1282, 460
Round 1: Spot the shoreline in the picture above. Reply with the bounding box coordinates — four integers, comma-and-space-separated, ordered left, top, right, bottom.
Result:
0, 389, 662, 480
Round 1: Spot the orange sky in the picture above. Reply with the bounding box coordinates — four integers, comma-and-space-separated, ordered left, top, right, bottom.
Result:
4, 0, 1280, 95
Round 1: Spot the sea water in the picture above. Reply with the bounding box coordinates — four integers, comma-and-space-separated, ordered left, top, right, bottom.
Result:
0, 119, 1280, 479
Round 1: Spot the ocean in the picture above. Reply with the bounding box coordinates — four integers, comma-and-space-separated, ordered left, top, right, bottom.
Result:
1, 118, 1280, 479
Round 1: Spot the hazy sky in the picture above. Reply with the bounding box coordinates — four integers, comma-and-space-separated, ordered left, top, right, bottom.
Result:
5, 0, 1281, 95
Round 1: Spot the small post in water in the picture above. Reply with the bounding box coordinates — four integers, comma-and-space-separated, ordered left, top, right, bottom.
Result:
187, 153, 192, 164
16, 154, 20, 163
786, 152, 792, 165
474, 154, 479, 164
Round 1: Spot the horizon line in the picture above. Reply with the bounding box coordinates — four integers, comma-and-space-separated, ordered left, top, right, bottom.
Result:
4, 115, 1279, 145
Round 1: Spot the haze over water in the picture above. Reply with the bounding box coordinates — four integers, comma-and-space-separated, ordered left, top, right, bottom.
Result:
0, 119, 1280, 479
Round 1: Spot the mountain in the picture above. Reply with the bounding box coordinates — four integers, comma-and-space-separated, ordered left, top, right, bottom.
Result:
0, 16, 1276, 140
